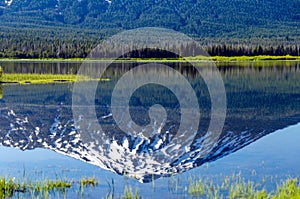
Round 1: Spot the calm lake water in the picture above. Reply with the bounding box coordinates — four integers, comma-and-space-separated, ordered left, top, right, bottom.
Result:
0, 60, 300, 198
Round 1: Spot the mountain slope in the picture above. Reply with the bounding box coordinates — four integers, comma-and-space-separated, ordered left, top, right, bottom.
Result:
0, 0, 299, 39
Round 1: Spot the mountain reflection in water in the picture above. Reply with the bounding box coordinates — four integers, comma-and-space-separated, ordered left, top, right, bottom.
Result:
0, 61, 300, 182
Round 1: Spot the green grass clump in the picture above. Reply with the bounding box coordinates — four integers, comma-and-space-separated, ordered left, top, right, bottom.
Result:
188, 178, 205, 197
80, 177, 98, 187
123, 186, 139, 199
78, 177, 99, 197
272, 179, 300, 199
0, 177, 18, 199
228, 179, 268, 199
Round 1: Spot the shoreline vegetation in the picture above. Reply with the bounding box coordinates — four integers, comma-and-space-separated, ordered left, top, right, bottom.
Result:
0, 55, 299, 62
0, 74, 110, 84
0, 176, 98, 199
0, 56, 299, 84
0, 74, 77, 84
1, 175, 300, 199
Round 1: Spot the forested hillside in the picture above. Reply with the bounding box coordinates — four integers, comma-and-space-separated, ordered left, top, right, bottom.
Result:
0, 0, 299, 58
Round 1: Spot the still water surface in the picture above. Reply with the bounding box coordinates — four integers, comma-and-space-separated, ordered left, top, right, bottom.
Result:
0, 60, 299, 198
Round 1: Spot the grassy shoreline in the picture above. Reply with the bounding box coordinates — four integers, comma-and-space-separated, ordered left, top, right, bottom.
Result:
0, 56, 299, 84
0, 74, 110, 84
0, 55, 299, 62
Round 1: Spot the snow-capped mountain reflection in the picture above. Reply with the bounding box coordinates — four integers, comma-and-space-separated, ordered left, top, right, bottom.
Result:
1, 101, 299, 182
1, 63, 300, 183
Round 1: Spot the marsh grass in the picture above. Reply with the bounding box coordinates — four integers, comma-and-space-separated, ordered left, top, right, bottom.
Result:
187, 175, 300, 199
1, 56, 299, 63
80, 177, 98, 187
123, 186, 139, 199
0, 177, 97, 199
0, 178, 19, 199
115, 55, 300, 62
189, 55, 300, 62
272, 178, 300, 199
103, 185, 139, 199
0, 174, 300, 198
26, 179, 72, 198
1, 73, 77, 83
188, 178, 205, 197
0, 73, 110, 84
78, 177, 99, 196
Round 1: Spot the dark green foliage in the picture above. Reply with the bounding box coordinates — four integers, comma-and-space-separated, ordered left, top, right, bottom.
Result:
122, 45, 300, 58
0, 0, 298, 37
0, 0, 299, 58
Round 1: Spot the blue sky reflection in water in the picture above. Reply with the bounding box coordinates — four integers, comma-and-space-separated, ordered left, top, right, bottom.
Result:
0, 61, 300, 198
0, 122, 299, 198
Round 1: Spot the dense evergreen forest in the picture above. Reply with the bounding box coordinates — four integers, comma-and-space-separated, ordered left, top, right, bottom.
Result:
0, 0, 299, 58
0, 33, 298, 58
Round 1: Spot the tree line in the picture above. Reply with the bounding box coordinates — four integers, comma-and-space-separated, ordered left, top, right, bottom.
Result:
0, 27, 299, 59
0, 39, 298, 59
